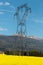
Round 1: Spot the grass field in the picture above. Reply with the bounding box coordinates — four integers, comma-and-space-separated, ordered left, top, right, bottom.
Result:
0, 54, 43, 65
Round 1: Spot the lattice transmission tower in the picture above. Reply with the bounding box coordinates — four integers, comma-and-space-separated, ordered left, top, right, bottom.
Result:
14, 4, 31, 36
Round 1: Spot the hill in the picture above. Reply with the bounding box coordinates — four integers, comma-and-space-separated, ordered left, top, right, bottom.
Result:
0, 35, 43, 53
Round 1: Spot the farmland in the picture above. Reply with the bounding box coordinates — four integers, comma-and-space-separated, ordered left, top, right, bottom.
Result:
0, 54, 43, 65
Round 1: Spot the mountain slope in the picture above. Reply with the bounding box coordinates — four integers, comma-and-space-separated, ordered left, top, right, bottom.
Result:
0, 35, 43, 52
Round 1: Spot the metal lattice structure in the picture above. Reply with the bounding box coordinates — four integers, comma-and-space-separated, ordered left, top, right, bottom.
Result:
14, 4, 31, 55
14, 4, 31, 36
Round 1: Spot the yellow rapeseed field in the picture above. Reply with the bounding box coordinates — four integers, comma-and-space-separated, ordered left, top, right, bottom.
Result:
0, 54, 43, 65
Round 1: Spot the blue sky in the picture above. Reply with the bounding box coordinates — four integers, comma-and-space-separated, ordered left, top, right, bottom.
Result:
0, 0, 43, 38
